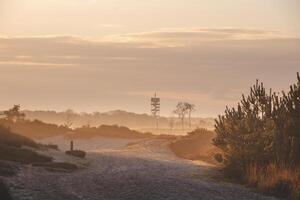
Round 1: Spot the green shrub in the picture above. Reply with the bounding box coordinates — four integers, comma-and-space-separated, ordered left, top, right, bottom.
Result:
213, 72, 300, 198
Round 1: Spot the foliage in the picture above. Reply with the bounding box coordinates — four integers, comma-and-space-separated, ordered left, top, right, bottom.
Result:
3, 105, 25, 121
213, 72, 300, 198
174, 102, 196, 130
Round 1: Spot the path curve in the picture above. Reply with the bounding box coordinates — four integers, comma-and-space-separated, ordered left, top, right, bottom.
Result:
7, 138, 277, 200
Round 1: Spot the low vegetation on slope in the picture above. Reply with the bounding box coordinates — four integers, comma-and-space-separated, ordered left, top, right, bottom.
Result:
0, 107, 153, 140
0, 119, 70, 139
170, 128, 219, 165
66, 125, 153, 139
0, 126, 52, 164
213, 73, 300, 199
0, 126, 51, 199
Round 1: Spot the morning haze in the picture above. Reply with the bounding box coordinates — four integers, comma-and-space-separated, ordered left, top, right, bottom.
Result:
0, 1, 299, 200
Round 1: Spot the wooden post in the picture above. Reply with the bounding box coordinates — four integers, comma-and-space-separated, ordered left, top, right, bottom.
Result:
70, 140, 74, 151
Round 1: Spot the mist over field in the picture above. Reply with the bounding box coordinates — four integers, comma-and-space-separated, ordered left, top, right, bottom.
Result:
1, 1, 299, 200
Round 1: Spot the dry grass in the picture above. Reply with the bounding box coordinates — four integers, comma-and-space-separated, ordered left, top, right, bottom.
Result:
246, 163, 300, 199
169, 128, 220, 165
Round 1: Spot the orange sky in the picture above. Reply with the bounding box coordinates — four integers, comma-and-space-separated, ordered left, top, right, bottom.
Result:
0, 0, 299, 116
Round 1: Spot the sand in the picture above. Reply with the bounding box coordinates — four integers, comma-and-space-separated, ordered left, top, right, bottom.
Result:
5, 137, 277, 200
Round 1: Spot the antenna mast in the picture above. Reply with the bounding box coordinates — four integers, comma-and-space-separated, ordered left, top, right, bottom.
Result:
151, 93, 160, 129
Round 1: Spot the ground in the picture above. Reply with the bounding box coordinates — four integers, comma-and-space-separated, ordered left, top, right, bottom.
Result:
5, 137, 277, 200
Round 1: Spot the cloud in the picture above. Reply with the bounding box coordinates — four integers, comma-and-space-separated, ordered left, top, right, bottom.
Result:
100, 24, 124, 28
0, 28, 299, 116
1, 28, 299, 65
104, 28, 288, 47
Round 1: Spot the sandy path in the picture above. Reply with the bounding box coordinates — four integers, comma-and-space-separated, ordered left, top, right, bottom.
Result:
6, 138, 277, 200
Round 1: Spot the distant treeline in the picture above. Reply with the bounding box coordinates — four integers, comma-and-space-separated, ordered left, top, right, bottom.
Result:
67, 125, 153, 139
22, 110, 215, 130
214, 73, 300, 199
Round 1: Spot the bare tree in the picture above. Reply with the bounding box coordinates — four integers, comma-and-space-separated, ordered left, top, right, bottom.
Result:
173, 102, 188, 130
184, 103, 196, 129
64, 109, 75, 128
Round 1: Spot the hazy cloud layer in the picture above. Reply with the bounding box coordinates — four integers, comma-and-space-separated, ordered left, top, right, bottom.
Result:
0, 28, 299, 116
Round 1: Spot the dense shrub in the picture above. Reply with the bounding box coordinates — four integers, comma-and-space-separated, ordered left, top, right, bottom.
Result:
213, 72, 300, 198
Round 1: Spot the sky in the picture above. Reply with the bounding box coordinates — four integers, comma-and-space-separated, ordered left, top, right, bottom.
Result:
0, 0, 299, 117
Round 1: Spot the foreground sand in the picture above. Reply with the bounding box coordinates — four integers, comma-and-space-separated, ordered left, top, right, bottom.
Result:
5, 137, 276, 200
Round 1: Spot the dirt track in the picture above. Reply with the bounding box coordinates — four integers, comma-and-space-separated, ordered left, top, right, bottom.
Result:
6, 138, 276, 200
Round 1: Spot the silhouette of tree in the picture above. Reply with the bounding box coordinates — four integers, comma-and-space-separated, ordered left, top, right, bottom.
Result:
3, 105, 25, 121
174, 102, 188, 130
184, 102, 196, 129
64, 109, 75, 128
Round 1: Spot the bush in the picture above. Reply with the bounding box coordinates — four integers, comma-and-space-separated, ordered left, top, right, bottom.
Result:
65, 150, 86, 158
170, 128, 219, 164
213, 72, 300, 198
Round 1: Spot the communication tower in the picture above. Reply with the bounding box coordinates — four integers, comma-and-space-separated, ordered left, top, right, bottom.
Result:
151, 93, 160, 129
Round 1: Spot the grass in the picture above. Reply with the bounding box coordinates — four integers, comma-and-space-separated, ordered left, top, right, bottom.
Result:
0, 125, 37, 148
68, 125, 153, 139
245, 164, 300, 199
169, 128, 219, 165
0, 144, 52, 164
